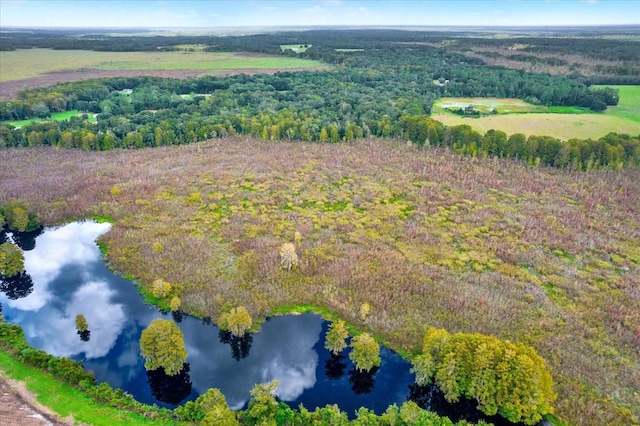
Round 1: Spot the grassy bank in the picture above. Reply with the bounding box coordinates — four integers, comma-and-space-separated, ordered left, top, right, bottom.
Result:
0, 351, 175, 426
1, 138, 638, 425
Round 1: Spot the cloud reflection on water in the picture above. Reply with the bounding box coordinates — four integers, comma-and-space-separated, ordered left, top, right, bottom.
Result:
1, 221, 128, 358
1, 221, 415, 415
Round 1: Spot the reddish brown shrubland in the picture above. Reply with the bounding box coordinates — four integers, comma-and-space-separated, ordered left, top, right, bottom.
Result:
1, 138, 639, 425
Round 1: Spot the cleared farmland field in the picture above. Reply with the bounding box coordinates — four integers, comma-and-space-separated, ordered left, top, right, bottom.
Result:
0, 49, 330, 98
0, 49, 328, 82
431, 90, 640, 139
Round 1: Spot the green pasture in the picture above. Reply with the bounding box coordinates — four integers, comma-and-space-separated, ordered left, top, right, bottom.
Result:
0, 49, 327, 82
432, 112, 640, 140
3, 110, 96, 127
280, 44, 311, 53
335, 49, 365, 52
432, 91, 640, 140
594, 85, 640, 123
432, 97, 590, 115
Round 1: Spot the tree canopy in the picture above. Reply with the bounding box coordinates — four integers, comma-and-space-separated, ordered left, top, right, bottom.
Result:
218, 306, 252, 338
0, 242, 25, 278
349, 333, 380, 372
325, 320, 349, 355
139, 318, 187, 376
74, 314, 89, 332
412, 327, 556, 425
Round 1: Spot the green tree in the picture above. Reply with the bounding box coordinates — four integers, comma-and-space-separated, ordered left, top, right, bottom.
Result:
5, 202, 29, 232
0, 242, 24, 277
218, 306, 252, 338
325, 320, 349, 355
197, 388, 238, 425
151, 279, 172, 298
417, 327, 556, 425
75, 314, 88, 332
140, 318, 187, 375
246, 380, 279, 424
349, 333, 380, 372
31, 101, 50, 118
170, 296, 181, 312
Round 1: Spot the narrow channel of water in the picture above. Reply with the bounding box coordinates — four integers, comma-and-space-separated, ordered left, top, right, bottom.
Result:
0, 221, 518, 424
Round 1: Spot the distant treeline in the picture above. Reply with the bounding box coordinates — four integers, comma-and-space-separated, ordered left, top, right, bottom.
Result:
1, 28, 638, 84
0, 76, 636, 171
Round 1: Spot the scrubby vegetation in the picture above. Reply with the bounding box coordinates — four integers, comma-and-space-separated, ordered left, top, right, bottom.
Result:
1, 137, 638, 425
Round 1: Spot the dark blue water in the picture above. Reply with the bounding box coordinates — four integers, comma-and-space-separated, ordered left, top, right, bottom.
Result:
0, 221, 517, 424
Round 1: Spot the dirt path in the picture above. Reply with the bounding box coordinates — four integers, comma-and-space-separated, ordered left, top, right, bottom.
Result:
0, 373, 72, 426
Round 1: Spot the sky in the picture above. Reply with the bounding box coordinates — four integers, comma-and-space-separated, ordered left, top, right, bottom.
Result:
0, 0, 638, 28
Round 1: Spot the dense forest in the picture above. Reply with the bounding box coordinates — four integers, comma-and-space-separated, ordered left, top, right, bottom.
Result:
1, 29, 638, 170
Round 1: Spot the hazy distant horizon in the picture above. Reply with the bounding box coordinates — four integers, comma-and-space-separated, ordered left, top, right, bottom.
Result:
1, 1, 638, 29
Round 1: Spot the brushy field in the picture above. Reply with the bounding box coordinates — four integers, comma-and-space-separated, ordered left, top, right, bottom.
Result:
432, 90, 640, 140
0, 49, 328, 82
1, 138, 639, 425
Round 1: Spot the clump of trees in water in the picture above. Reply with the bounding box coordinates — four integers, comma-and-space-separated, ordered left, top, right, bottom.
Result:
0, 202, 40, 293
1, 316, 498, 425
139, 318, 187, 376
411, 328, 556, 425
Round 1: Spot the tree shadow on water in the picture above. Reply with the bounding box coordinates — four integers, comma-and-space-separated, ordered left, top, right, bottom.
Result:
78, 330, 91, 342
408, 384, 520, 426
11, 227, 43, 251
147, 363, 192, 405
348, 366, 378, 395
171, 310, 183, 323
325, 352, 347, 380
218, 330, 253, 361
0, 273, 34, 300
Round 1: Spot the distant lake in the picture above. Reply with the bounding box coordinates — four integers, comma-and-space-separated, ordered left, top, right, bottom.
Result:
0, 221, 517, 424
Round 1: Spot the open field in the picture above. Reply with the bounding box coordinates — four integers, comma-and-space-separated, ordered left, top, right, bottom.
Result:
594, 85, 640, 123
1, 138, 638, 425
3, 110, 96, 127
431, 90, 640, 140
431, 112, 640, 140
0, 49, 329, 99
279, 44, 311, 53
0, 49, 327, 82
433, 97, 543, 114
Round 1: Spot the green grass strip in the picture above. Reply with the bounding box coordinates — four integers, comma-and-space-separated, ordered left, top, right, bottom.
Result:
3, 110, 96, 127
0, 350, 176, 426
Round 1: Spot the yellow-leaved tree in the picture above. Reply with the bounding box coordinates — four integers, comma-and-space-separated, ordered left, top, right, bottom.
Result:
411, 327, 556, 425
140, 318, 187, 376
218, 306, 253, 338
